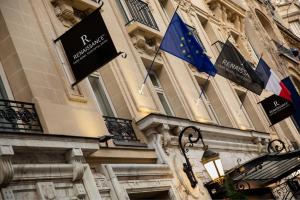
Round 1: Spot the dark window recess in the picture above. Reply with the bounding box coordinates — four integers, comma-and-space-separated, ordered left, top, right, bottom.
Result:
186, 24, 206, 52
273, 40, 299, 61
291, 141, 299, 150
0, 99, 43, 133
103, 116, 146, 147
120, 0, 159, 30
88, 76, 115, 117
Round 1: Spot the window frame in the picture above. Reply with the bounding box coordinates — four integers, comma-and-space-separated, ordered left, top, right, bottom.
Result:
149, 71, 175, 116
0, 61, 13, 100
88, 73, 117, 117
198, 82, 220, 125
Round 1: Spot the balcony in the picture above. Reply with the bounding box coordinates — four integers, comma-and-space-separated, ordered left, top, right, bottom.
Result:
103, 116, 146, 147
0, 99, 43, 133
119, 0, 162, 56
120, 0, 159, 31
273, 40, 299, 63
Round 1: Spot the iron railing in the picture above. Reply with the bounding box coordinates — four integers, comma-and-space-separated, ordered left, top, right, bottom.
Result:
0, 99, 43, 133
186, 24, 206, 52
120, 0, 159, 31
103, 116, 140, 145
273, 40, 298, 60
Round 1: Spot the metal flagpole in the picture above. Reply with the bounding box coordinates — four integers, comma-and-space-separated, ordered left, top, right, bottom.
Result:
138, 4, 181, 94
196, 75, 211, 105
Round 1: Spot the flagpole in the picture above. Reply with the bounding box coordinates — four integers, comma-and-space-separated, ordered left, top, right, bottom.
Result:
196, 75, 211, 105
138, 5, 181, 95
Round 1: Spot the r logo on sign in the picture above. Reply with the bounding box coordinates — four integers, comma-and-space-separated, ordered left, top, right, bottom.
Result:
273, 101, 280, 107
81, 35, 91, 46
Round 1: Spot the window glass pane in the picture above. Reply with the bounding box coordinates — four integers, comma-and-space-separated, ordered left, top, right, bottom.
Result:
149, 73, 160, 87
215, 159, 225, 176
0, 76, 8, 100
89, 76, 115, 117
204, 161, 219, 180
157, 92, 173, 116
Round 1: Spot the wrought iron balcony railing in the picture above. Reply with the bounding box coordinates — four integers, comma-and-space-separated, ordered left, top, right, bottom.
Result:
103, 116, 145, 146
0, 99, 43, 133
119, 0, 159, 31
273, 40, 299, 61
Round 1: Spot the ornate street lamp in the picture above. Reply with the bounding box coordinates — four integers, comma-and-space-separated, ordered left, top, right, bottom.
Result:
179, 126, 224, 188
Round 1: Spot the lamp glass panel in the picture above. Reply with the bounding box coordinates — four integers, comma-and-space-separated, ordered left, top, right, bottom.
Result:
204, 161, 219, 180
215, 159, 224, 176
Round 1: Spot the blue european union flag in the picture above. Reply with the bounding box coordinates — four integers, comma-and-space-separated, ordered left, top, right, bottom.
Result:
160, 13, 217, 76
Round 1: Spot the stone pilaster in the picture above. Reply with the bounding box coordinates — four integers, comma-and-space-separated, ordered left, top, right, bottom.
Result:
0, 145, 14, 187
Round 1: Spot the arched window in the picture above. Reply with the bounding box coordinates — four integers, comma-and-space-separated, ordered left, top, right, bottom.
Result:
255, 9, 278, 41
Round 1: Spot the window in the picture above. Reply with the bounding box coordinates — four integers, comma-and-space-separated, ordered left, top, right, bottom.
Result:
88, 75, 115, 117
159, 0, 173, 19
236, 90, 268, 131
118, 0, 159, 30
198, 82, 220, 124
129, 190, 171, 200
149, 71, 174, 116
290, 21, 300, 38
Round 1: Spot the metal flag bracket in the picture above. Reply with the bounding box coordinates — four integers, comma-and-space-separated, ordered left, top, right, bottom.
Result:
118, 51, 127, 59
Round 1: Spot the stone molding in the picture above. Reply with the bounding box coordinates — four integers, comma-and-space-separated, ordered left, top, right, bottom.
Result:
126, 22, 162, 56
66, 148, 85, 182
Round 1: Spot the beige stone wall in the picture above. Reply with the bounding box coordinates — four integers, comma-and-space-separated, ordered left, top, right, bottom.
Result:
0, 0, 299, 144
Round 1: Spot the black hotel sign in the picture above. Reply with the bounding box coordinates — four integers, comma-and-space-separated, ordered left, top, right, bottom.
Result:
260, 94, 294, 125
55, 7, 120, 86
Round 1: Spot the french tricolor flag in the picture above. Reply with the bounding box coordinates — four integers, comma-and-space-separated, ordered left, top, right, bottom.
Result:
255, 58, 292, 101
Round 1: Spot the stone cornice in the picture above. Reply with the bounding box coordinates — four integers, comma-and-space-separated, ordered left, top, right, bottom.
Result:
136, 113, 270, 141
0, 132, 99, 154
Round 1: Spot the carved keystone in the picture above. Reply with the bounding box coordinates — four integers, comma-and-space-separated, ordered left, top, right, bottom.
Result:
0, 145, 14, 187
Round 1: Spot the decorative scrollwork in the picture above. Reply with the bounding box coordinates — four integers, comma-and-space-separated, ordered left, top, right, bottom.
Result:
0, 100, 43, 133
272, 182, 296, 200
103, 116, 139, 142
179, 126, 206, 188
234, 180, 251, 191
268, 139, 287, 153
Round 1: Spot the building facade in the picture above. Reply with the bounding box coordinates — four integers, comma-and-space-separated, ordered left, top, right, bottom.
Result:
0, 0, 299, 199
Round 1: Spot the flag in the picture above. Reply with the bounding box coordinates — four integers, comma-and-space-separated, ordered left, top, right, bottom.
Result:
282, 77, 300, 130
255, 58, 291, 101
55, 8, 120, 86
214, 40, 264, 95
160, 13, 217, 76
260, 94, 294, 125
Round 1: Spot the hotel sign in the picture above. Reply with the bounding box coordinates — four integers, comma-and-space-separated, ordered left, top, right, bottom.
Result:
215, 41, 263, 95
260, 94, 294, 125
55, 7, 120, 86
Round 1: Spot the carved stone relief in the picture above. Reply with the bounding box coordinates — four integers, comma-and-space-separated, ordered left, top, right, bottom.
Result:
130, 30, 159, 56
36, 182, 56, 200
0, 145, 14, 187
51, 0, 80, 27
